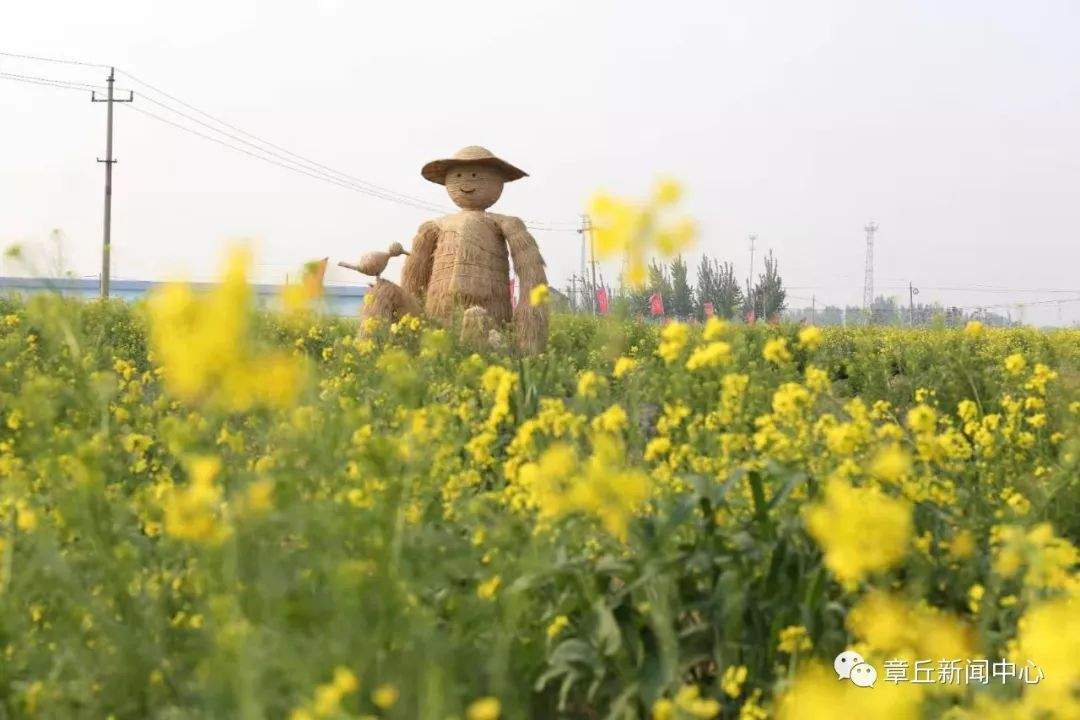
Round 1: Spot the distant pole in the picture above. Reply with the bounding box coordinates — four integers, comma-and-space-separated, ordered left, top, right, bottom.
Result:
580, 214, 599, 315
811, 294, 816, 324
908, 281, 919, 326
747, 233, 757, 291
862, 221, 878, 322
92, 67, 134, 300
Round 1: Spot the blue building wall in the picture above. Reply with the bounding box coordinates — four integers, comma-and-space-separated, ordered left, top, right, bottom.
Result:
0, 277, 368, 317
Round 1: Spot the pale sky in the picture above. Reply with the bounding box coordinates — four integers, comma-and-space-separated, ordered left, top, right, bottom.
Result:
3, 0, 1079, 325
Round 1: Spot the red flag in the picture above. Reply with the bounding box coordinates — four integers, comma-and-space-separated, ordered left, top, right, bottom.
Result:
595, 287, 609, 314
649, 292, 665, 317
703, 302, 715, 318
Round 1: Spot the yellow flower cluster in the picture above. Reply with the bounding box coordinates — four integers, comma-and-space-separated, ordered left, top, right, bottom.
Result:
290, 667, 358, 720
652, 684, 721, 720
163, 456, 230, 544
518, 435, 649, 541
147, 247, 301, 410
588, 178, 695, 287
803, 479, 912, 588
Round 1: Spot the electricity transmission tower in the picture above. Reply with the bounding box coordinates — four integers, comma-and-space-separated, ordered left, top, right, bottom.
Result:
92, 66, 133, 299
862, 221, 878, 317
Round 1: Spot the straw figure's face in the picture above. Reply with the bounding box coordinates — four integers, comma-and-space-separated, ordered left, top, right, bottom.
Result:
444, 163, 505, 211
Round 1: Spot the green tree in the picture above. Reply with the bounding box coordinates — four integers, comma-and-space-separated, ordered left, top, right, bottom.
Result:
647, 259, 672, 316
750, 250, 786, 320
713, 260, 744, 319
669, 255, 693, 319
693, 255, 715, 319
693, 256, 744, 320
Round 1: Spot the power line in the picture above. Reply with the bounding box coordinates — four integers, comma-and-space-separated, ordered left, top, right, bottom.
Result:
122, 103, 425, 198
130, 93, 450, 212
0, 70, 111, 91
1, 52, 601, 232
0, 50, 109, 69
117, 69, 452, 213
0, 72, 103, 94
116, 68, 579, 231
116, 67, 583, 231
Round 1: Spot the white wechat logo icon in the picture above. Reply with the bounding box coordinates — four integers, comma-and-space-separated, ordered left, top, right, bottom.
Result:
834, 650, 876, 688
850, 662, 877, 687
833, 650, 864, 680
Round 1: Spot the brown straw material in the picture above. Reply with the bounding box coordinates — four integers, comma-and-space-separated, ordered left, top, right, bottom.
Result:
359, 279, 423, 325
421, 146, 527, 185
350, 146, 548, 352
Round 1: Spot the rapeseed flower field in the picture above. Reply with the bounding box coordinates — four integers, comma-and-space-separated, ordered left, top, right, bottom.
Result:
0, 252, 1077, 718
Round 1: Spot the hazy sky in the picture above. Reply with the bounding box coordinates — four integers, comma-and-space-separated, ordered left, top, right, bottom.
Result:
3, 0, 1079, 325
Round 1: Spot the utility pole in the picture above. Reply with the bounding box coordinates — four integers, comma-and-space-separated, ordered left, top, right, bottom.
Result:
747, 233, 757, 291
92, 67, 133, 299
579, 214, 599, 315
745, 233, 757, 319
908, 281, 919, 326
811, 294, 816, 325
862, 221, 878, 322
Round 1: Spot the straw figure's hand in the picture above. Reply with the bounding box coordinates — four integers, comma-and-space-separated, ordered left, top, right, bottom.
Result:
494, 214, 549, 353
401, 220, 440, 301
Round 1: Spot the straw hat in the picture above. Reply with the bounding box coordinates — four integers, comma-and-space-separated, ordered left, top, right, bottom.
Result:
421, 146, 528, 185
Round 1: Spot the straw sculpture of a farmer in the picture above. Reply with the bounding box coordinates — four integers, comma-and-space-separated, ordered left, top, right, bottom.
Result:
354, 146, 549, 352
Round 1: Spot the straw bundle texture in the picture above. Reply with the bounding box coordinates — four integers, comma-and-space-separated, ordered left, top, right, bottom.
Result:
359, 279, 422, 325
459, 306, 491, 346
390, 146, 549, 353
425, 215, 512, 324
501, 215, 549, 353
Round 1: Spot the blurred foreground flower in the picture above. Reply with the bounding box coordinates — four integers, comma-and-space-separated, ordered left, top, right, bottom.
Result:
281, 256, 328, 314
164, 456, 230, 544
803, 478, 912, 588
147, 247, 302, 411
776, 662, 921, 720
588, 177, 695, 288
520, 435, 649, 541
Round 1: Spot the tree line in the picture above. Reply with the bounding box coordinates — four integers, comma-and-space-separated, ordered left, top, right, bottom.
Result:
561, 251, 788, 322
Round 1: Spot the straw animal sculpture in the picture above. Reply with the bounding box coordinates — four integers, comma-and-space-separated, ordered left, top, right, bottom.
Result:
356, 146, 549, 352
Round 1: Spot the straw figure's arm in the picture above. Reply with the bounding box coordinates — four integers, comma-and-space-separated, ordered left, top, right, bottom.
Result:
496, 214, 549, 352
400, 220, 440, 300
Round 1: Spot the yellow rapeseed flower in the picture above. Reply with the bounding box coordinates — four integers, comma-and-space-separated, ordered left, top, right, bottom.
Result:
466, 696, 501, 720
804, 479, 912, 587
721, 665, 747, 698
577, 370, 605, 399
762, 337, 792, 364
776, 662, 921, 720
529, 283, 550, 307
591, 404, 629, 434
371, 683, 399, 710
164, 456, 230, 544
613, 356, 637, 378
657, 322, 690, 364
702, 316, 727, 341
797, 325, 823, 350
686, 341, 732, 371
777, 625, 812, 654
905, 404, 937, 434
1004, 353, 1026, 375
546, 614, 570, 638
477, 575, 502, 600
868, 444, 912, 483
